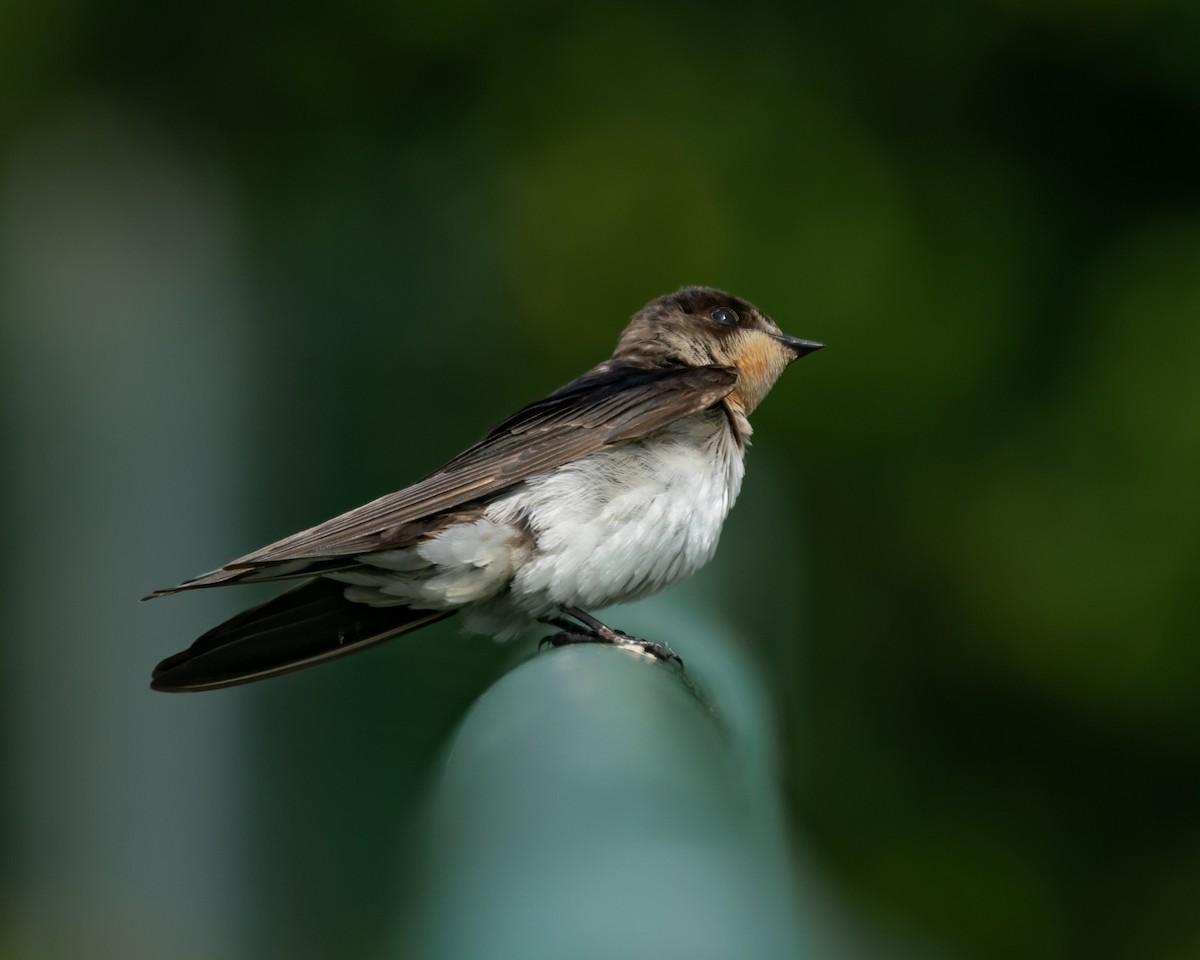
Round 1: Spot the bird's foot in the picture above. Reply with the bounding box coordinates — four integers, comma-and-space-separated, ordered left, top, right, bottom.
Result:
538, 609, 684, 667
587, 621, 684, 665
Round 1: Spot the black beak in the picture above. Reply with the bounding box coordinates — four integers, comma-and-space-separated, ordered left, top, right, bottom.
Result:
775, 335, 825, 359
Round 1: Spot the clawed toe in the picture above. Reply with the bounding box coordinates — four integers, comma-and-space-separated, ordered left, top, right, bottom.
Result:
539, 631, 595, 650
631, 639, 684, 667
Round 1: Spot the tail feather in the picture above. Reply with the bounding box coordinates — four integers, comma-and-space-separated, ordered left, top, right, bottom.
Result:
142, 558, 352, 599
151, 578, 452, 692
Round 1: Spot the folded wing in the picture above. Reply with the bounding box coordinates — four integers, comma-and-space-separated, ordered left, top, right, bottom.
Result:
149, 363, 737, 594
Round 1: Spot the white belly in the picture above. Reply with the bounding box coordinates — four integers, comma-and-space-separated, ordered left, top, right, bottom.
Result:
476, 410, 744, 632
329, 411, 745, 640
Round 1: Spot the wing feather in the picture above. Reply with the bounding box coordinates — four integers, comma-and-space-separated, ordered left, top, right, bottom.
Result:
151, 362, 735, 593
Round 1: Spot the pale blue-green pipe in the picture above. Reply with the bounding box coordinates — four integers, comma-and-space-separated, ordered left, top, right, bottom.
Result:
396, 595, 856, 960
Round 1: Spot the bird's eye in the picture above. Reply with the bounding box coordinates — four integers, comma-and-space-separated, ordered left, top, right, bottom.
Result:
711, 307, 740, 326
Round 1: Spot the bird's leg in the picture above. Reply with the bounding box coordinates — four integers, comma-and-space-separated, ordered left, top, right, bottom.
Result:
539, 605, 683, 666
539, 615, 592, 635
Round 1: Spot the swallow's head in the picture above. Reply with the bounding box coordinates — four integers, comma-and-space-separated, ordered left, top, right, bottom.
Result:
615, 286, 823, 414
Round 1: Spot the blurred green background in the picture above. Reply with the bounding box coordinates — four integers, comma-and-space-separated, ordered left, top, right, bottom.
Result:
3, 1, 1200, 958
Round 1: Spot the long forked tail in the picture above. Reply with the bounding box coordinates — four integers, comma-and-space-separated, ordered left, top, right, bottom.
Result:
151, 578, 452, 692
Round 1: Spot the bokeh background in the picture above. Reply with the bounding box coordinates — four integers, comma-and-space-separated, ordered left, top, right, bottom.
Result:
3, 2, 1199, 958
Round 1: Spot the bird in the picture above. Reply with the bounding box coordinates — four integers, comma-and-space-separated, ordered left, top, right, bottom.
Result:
147, 286, 823, 691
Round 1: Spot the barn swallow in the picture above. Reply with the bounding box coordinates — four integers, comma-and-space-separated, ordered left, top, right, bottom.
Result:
147, 287, 823, 691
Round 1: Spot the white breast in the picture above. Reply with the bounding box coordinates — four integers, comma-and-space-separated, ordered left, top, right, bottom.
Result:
488, 409, 745, 617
